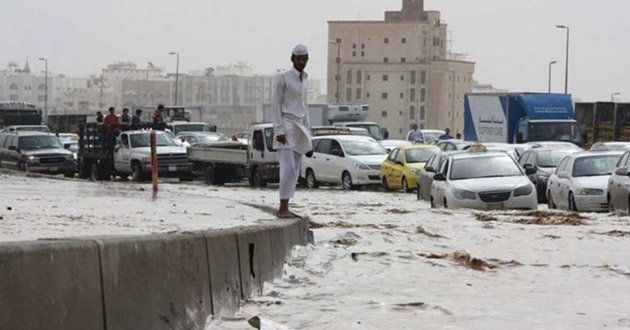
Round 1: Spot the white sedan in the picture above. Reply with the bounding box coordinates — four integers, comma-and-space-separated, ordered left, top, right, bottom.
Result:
431, 149, 538, 210
302, 135, 388, 190
547, 151, 623, 212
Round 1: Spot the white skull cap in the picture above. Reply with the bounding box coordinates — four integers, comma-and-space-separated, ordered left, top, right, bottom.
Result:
292, 44, 308, 56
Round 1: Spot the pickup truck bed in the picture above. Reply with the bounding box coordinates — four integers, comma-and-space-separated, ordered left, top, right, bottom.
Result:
187, 142, 248, 165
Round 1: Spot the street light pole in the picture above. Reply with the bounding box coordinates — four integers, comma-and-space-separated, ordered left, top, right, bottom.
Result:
38, 58, 48, 124
329, 40, 341, 104
556, 25, 570, 94
169, 52, 180, 105
612, 92, 621, 102
548, 61, 557, 93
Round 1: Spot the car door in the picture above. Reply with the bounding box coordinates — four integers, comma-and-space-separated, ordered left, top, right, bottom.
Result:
389, 149, 405, 188
328, 139, 347, 184
608, 152, 626, 210
114, 134, 132, 173
614, 153, 630, 212
548, 158, 567, 207
555, 157, 572, 209
420, 154, 439, 200
0, 134, 7, 167
432, 159, 450, 206
311, 139, 332, 182
382, 149, 398, 186
5, 136, 20, 169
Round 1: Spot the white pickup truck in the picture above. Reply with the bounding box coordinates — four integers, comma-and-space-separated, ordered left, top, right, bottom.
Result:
114, 130, 193, 181
187, 123, 279, 186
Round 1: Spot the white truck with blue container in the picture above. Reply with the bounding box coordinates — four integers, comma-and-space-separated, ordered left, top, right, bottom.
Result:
464, 93, 585, 148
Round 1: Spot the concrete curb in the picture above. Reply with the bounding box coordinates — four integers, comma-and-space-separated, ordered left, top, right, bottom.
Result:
0, 219, 309, 330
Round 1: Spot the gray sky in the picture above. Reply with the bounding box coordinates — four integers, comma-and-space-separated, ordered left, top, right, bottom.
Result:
2, 0, 628, 101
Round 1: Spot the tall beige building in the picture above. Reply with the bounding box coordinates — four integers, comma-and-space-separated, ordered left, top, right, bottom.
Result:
328, 0, 475, 138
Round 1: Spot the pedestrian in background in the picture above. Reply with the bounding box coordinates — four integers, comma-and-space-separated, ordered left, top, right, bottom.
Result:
408, 124, 424, 143
96, 111, 104, 123
272, 44, 312, 219
120, 108, 131, 127
131, 109, 143, 130
439, 128, 453, 140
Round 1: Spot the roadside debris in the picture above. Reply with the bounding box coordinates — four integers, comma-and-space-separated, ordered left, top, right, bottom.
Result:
416, 226, 447, 239
475, 210, 587, 226
418, 250, 522, 271
247, 316, 290, 330
591, 230, 630, 237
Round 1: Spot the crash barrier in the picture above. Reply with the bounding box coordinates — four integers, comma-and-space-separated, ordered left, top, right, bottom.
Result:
0, 218, 308, 330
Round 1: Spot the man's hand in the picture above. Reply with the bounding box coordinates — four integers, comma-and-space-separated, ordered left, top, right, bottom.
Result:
276, 135, 286, 144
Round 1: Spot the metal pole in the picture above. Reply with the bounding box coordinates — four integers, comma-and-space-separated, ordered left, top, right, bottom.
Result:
150, 131, 158, 198
38, 58, 48, 124
548, 61, 556, 93
175, 53, 179, 106
557, 25, 570, 94
336, 41, 341, 104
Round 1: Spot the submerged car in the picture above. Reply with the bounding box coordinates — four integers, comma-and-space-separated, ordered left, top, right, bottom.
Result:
607, 150, 630, 213
431, 146, 537, 210
301, 135, 388, 190
380, 145, 439, 192
547, 151, 623, 212
0, 132, 75, 177
518, 148, 580, 202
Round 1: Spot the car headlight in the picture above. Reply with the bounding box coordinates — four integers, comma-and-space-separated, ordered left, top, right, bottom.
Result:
514, 184, 534, 197
453, 189, 476, 200
410, 169, 421, 176
141, 157, 152, 164
352, 162, 370, 170
576, 188, 604, 196
26, 155, 38, 163
66, 154, 74, 160
73, 153, 78, 160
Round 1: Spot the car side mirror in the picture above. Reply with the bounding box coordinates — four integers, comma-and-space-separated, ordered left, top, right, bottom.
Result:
425, 166, 435, 173
615, 167, 629, 176
434, 173, 446, 181
64, 143, 71, 149
525, 167, 537, 175
331, 148, 343, 157
557, 172, 569, 179
8, 146, 16, 151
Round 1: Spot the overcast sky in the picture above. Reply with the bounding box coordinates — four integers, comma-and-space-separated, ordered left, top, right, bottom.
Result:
2, 0, 628, 101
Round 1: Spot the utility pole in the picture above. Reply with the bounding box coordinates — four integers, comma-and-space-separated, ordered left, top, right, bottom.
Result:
556, 25, 570, 94
169, 52, 180, 105
548, 61, 557, 93
38, 58, 48, 124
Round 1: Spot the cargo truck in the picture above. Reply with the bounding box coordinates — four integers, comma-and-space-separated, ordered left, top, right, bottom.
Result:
464, 93, 585, 147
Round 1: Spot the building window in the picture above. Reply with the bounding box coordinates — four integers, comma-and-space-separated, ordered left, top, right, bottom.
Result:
352, 51, 356, 57
410, 106, 416, 119
384, 57, 389, 63
400, 92, 404, 99
421, 88, 426, 102
410, 71, 416, 84
384, 38, 389, 44
38, 95, 46, 102
410, 89, 416, 102
361, 44, 365, 49
458, 76, 460, 82
457, 94, 460, 100
448, 93, 452, 99
346, 88, 352, 101
367, 74, 371, 81
357, 70, 362, 84
366, 92, 370, 99
420, 70, 426, 84
356, 88, 362, 100
336, 38, 342, 43
382, 75, 388, 82
9, 94, 19, 101
401, 38, 407, 44
449, 76, 452, 81
420, 106, 426, 120
9, 83, 18, 90
353, 43, 357, 49
347, 70, 352, 84
401, 75, 404, 81
382, 92, 388, 99
399, 110, 403, 116
361, 51, 365, 57
401, 57, 406, 63
381, 111, 388, 117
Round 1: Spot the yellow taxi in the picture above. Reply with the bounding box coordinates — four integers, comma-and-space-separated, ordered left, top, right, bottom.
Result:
380, 144, 439, 192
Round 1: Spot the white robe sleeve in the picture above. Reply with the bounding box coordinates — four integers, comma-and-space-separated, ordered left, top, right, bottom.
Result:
303, 80, 311, 131
271, 74, 286, 136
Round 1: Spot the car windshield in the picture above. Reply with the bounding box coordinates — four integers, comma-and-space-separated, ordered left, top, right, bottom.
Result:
538, 150, 574, 167
130, 133, 177, 147
341, 139, 387, 156
572, 155, 621, 177
455, 143, 470, 150
18, 136, 62, 150
591, 143, 630, 151
348, 124, 384, 141
529, 122, 584, 145
406, 148, 438, 163
16, 126, 49, 133
173, 124, 210, 135
451, 155, 523, 180
423, 132, 442, 143
59, 134, 79, 142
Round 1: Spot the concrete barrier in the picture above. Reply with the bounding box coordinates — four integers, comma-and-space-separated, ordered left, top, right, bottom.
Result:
205, 230, 241, 317
0, 240, 104, 330
95, 233, 212, 330
0, 219, 308, 330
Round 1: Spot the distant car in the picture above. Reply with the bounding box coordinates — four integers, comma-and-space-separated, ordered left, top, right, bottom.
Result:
405, 129, 446, 144
435, 139, 472, 152
0, 132, 75, 177
57, 133, 79, 143
166, 122, 213, 136
518, 148, 580, 202
1, 125, 50, 133
177, 132, 228, 147
430, 147, 537, 210
464, 142, 520, 160
417, 150, 465, 201
236, 131, 249, 145
333, 122, 384, 141
347, 127, 371, 137
591, 142, 630, 152
607, 150, 630, 213
380, 139, 413, 153
547, 151, 623, 212
380, 145, 439, 192
311, 126, 353, 137
301, 135, 388, 190
526, 141, 583, 151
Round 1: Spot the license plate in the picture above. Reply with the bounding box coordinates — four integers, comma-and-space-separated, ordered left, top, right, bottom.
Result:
168, 165, 177, 172
49, 167, 59, 172
487, 203, 504, 210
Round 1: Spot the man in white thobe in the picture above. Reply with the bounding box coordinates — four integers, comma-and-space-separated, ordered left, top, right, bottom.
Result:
272, 44, 312, 218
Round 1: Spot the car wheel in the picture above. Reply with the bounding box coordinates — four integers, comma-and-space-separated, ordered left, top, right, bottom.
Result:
382, 176, 390, 191
342, 171, 353, 191
90, 164, 100, 181
205, 165, 215, 185
547, 192, 556, 209
402, 177, 411, 193
179, 173, 194, 182
430, 197, 435, 208
64, 172, 75, 178
132, 163, 145, 182
306, 169, 319, 189
568, 193, 578, 212
444, 198, 448, 209
18, 161, 26, 172
250, 168, 267, 188
608, 194, 615, 213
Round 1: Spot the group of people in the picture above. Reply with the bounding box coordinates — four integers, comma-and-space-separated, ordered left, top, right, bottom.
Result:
408, 125, 460, 143
95, 104, 168, 133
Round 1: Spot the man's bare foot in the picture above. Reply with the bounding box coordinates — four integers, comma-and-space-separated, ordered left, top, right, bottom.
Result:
288, 211, 303, 219
276, 210, 297, 219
